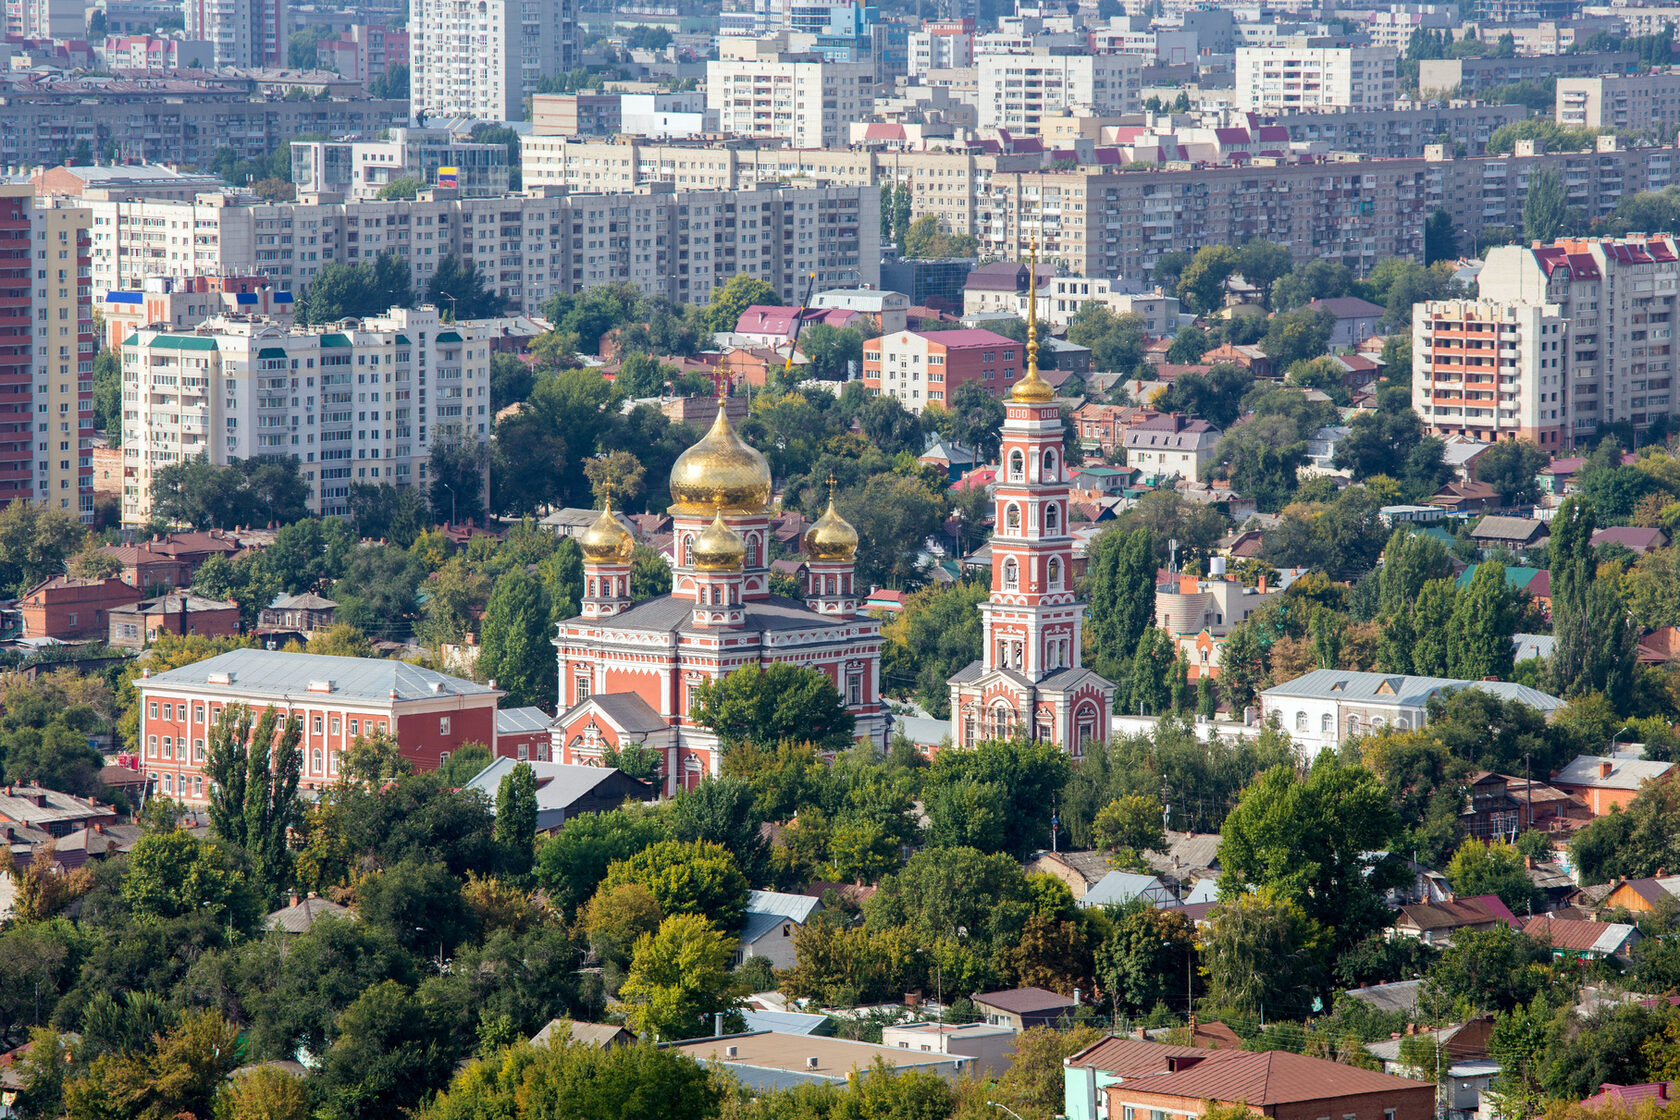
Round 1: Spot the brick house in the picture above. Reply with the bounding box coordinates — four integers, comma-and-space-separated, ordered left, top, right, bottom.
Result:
862, 329, 1022, 412
17, 576, 143, 641
1100, 1046, 1434, 1120
107, 593, 242, 650
134, 649, 502, 801
258, 593, 339, 635
98, 531, 243, 590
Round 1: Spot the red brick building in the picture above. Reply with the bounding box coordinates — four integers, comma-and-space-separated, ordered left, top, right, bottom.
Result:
134, 649, 502, 801
107, 592, 242, 649
862, 328, 1021, 413
17, 576, 143, 641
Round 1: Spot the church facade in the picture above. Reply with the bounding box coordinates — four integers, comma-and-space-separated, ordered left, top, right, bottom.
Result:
550, 401, 890, 796
947, 261, 1115, 754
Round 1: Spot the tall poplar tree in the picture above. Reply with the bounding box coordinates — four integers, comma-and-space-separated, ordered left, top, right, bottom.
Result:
204, 703, 303, 904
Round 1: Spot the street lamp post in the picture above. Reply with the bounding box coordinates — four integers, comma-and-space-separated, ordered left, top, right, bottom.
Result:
440, 481, 456, 525
987, 1103, 1027, 1120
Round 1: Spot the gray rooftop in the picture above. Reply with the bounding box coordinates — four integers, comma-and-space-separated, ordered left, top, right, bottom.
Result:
1078, 870, 1176, 909
742, 889, 823, 944
1262, 668, 1563, 712
268, 592, 338, 610
139, 648, 499, 704
495, 706, 553, 735
574, 593, 865, 638
1552, 754, 1674, 790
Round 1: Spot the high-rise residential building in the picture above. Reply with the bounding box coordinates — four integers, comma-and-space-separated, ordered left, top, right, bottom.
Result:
290, 128, 512, 200
908, 17, 973, 77
32, 203, 95, 521
947, 307, 1113, 754
976, 49, 1143, 130
121, 307, 489, 524
182, 0, 288, 68
410, 0, 573, 123
1411, 298, 1569, 449
1556, 73, 1680, 133
0, 189, 93, 519
6, 0, 84, 39
706, 36, 874, 148
1478, 237, 1680, 445
1233, 45, 1397, 113
85, 183, 877, 313
862, 328, 1022, 412
0, 188, 34, 509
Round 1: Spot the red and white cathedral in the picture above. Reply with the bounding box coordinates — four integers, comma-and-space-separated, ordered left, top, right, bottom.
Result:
946, 270, 1115, 753
551, 401, 890, 795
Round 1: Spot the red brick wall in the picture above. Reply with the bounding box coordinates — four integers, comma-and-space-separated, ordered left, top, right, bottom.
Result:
394, 700, 498, 773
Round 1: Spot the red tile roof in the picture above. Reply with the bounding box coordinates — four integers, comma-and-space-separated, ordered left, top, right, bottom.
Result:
1068, 1037, 1246, 1075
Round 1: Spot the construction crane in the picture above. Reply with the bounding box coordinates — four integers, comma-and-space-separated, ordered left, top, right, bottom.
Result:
782, 271, 818, 381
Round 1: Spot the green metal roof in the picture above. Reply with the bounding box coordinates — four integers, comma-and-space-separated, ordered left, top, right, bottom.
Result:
123, 333, 139, 347
395, 334, 411, 345
1457, 564, 1543, 592
149, 336, 218, 351
435, 330, 463, 343
319, 334, 352, 348
257, 347, 289, 359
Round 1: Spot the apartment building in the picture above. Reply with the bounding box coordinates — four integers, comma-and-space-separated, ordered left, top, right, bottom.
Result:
1234, 45, 1398, 113
135, 648, 501, 801
86, 183, 877, 314
181, 0, 288, 68
0, 189, 32, 510
977, 50, 1143, 131
411, 0, 574, 122
1270, 102, 1525, 157
909, 18, 974, 78
862, 328, 1021, 412
1412, 298, 1569, 449
32, 202, 95, 521
1556, 72, 1680, 133
121, 306, 489, 524
1478, 236, 1680, 444
291, 128, 512, 200
4, 0, 82, 38
965, 274, 1184, 331
1418, 51, 1636, 96
706, 37, 874, 148
102, 275, 293, 355
0, 77, 407, 170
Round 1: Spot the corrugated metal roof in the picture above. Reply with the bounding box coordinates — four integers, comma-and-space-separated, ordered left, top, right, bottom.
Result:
140, 648, 497, 704
1117, 1047, 1431, 1104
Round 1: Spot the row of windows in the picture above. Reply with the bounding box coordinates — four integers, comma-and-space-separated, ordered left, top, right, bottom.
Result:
145, 699, 391, 739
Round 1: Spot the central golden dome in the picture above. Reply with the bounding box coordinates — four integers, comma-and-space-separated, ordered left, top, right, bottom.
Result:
669, 400, 772, 516
692, 508, 746, 571
579, 503, 635, 563
804, 493, 858, 562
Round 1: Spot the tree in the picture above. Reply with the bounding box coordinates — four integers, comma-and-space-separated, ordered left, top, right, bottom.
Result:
1219, 758, 1401, 956
1429, 927, 1552, 1015
583, 449, 648, 509
426, 253, 507, 319
356, 859, 475, 957
376, 176, 420, 200
150, 455, 310, 530
1570, 770, 1680, 884
930, 379, 1007, 460
1067, 306, 1148, 374
495, 762, 539, 880
121, 830, 259, 935
1199, 890, 1325, 1020
92, 349, 122, 440
902, 214, 977, 259
1159, 363, 1253, 428
214, 1063, 310, 1120
0, 503, 87, 596
1219, 623, 1267, 712
1176, 245, 1239, 315
1425, 209, 1459, 265
348, 483, 429, 547
429, 440, 488, 526
1474, 439, 1549, 506
417, 1039, 723, 1120
64, 1010, 242, 1120
1549, 497, 1636, 702
1445, 838, 1541, 915
923, 738, 1071, 860
666, 776, 770, 887
533, 805, 666, 918
1447, 562, 1520, 680
846, 471, 946, 592
1082, 527, 1157, 683
1097, 900, 1197, 1017
203, 704, 303, 906
478, 568, 553, 709
618, 914, 741, 1042
1237, 240, 1295, 308
881, 581, 987, 717
1262, 309, 1336, 368
298, 254, 414, 324
705, 274, 780, 334
313, 979, 455, 1120
1524, 167, 1578, 244
599, 839, 750, 930
692, 663, 855, 751
1092, 793, 1167, 856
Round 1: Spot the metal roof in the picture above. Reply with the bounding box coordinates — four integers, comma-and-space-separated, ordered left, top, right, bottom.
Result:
140, 648, 498, 704
495, 706, 552, 735
1261, 668, 1563, 712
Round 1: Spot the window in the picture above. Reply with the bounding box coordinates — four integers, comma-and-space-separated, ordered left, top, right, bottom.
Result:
193, 775, 203, 796
330, 717, 340, 734
148, 702, 159, 719
577, 676, 591, 700
350, 719, 359, 736
1321, 713, 1333, 732
312, 747, 323, 773
439, 717, 451, 735
847, 672, 862, 706
1048, 557, 1062, 587
163, 773, 174, 795
1042, 448, 1057, 478
1008, 449, 1024, 480
518, 743, 529, 760
193, 738, 204, 761
1003, 559, 1019, 589
194, 704, 204, 723
1045, 503, 1059, 532
440, 750, 451, 765
313, 714, 323, 733
1005, 503, 1021, 532
1295, 711, 1308, 731
162, 737, 173, 759
147, 734, 158, 757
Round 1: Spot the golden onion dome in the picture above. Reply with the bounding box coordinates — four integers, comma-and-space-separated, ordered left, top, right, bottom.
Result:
803, 492, 858, 563
692, 508, 746, 571
579, 503, 635, 563
1011, 361, 1056, 403
668, 400, 772, 516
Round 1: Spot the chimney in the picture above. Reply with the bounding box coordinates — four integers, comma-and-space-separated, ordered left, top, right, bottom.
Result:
1257, 574, 1267, 594
1073, 988, 1081, 1006
1524, 856, 1534, 869
289, 892, 300, 908
1600, 759, 1614, 779
714, 1012, 723, 1036
1179, 574, 1197, 594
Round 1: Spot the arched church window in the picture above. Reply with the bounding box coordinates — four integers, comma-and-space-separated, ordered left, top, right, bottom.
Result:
1048, 557, 1062, 588
1003, 559, 1019, 589
1045, 503, 1059, 532
1009, 450, 1024, 481
1043, 448, 1058, 479
1005, 504, 1021, 532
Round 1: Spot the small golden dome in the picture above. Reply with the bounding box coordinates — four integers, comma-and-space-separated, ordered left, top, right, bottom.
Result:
669, 400, 772, 516
1011, 362, 1056, 403
579, 503, 635, 563
803, 491, 858, 563
692, 508, 746, 571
